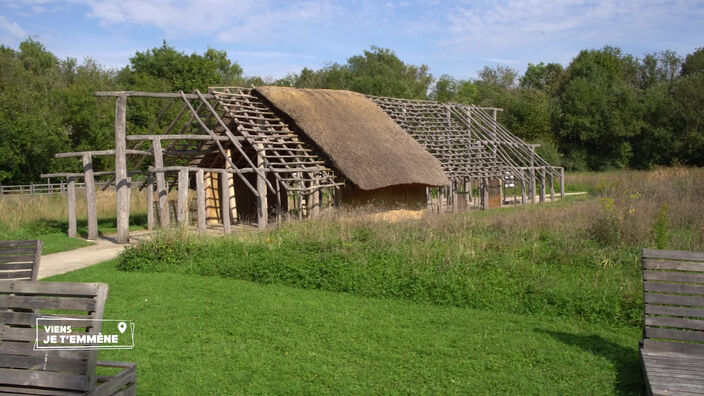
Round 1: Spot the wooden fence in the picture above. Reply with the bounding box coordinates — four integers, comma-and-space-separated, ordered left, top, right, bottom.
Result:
0, 182, 146, 196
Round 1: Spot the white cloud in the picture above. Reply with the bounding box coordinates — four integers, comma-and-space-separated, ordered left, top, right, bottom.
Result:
84, 0, 254, 35
79, 0, 336, 42
215, 1, 336, 43
0, 15, 27, 40
443, 0, 704, 60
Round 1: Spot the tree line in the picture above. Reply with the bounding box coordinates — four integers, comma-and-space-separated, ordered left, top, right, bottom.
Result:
0, 40, 702, 184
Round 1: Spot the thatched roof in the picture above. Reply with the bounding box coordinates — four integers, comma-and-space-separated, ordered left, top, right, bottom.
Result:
255, 87, 449, 190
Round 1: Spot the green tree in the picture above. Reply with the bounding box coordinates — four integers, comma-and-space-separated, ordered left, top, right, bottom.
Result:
0, 40, 70, 183
430, 75, 457, 102
520, 62, 564, 95
681, 47, 704, 76
554, 46, 643, 170
128, 41, 243, 92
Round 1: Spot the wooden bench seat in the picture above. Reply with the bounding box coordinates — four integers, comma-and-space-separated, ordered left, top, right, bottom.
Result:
641, 248, 704, 396
0, 240, 42, 281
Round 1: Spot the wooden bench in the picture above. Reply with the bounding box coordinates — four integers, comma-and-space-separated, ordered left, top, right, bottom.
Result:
0, 281, 136, 394
640, 248, 704, 395
0, 240, 42, 281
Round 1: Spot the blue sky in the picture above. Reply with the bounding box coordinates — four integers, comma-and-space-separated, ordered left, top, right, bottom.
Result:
1, 0, 703, 81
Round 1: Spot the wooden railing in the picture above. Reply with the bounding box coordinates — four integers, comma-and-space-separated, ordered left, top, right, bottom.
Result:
0, 181, 146, 196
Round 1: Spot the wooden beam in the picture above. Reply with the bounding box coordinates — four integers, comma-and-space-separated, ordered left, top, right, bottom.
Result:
152, 139, 169, 228
549, 172, 555, 202
55, 149, 150, 158
125, 134, 233, 141
177, 169, 189, 224
95, 91, 214, 99
560, 167, 565, 199
67, 176, 77, 238
539, 168, 546, 204
256, 144, 268, 229
115, 94, 129, 244
82, 154, 98, 240
195, 169, 206, 232
146, 174, 154, 231
530, 148, 536, 204
220, 172, 231, 234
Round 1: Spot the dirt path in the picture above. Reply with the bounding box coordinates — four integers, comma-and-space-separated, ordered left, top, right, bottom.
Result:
38, 231, 151, 280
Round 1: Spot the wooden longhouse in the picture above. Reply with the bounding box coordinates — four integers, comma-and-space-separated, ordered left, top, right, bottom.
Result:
43, 86, 563, 243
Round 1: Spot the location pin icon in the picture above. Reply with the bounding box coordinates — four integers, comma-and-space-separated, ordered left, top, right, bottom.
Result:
117, 322, 127, 334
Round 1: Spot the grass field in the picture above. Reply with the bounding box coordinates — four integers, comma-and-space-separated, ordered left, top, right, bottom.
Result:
49, 259, 642, 394
9, 167, 703, 393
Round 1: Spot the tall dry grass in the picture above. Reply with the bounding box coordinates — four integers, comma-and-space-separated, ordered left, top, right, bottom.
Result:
0, 188, 149, 233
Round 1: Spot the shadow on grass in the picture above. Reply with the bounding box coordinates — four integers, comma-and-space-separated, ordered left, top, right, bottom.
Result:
536, 329, 643, 395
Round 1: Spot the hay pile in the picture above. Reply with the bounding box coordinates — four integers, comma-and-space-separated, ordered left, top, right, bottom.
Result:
256, 87, 449, 190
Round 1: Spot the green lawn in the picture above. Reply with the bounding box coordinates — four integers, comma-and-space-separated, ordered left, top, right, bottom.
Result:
49, 260, 642, 394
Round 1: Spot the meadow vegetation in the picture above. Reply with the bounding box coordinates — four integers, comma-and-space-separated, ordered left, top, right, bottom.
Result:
118, 167, 704, 328
0, 188, 148, 253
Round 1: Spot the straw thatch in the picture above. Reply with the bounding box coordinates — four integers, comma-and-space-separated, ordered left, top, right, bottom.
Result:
256, 87, 449, 190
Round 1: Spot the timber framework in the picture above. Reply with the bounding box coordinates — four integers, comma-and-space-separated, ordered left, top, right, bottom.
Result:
42, 87, 564, 243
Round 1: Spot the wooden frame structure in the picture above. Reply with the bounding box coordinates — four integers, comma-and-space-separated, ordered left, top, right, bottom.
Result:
369, 96, 563, 211
42, 87, 562, 243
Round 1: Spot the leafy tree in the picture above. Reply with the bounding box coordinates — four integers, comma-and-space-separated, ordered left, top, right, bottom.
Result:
554, 46, 643, 170
128, 41, 243, 92
430, 75, 457, 102
681, 47, 704, 76
0, 40, 70, 183
520, 62, 564, 95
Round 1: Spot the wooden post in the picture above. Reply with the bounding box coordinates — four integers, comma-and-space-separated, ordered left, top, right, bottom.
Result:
226, 149, 237, 222
152, 139, 169, 228
275, 180, 282, 225
549, 172, 555, 202
82, 154, 98, 240
464, 178, 470, 208
115, 94, 129, 244
560, 167, 565, 199
530, 147, 536, 203
196, 169, 206, 232
67, 176, 77, 238
256, 144, 268, 229
146, 174, 154, 231
539, 168, 546, 204
521, 177, 527, 205
310, 182, 320, 218
452, 181, 458, 212
177, 169, 189, 224
438, 187, 444, 213
220, 171, 231, 234
30, 183, 34, 195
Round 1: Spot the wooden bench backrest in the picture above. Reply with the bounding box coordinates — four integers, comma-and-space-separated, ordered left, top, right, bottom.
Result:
0, 281, 108, 393
642, 248, 704, 354
0, 240, 42, 281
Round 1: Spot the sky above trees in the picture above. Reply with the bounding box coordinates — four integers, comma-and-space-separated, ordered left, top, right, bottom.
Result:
1, 0, 703, 80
